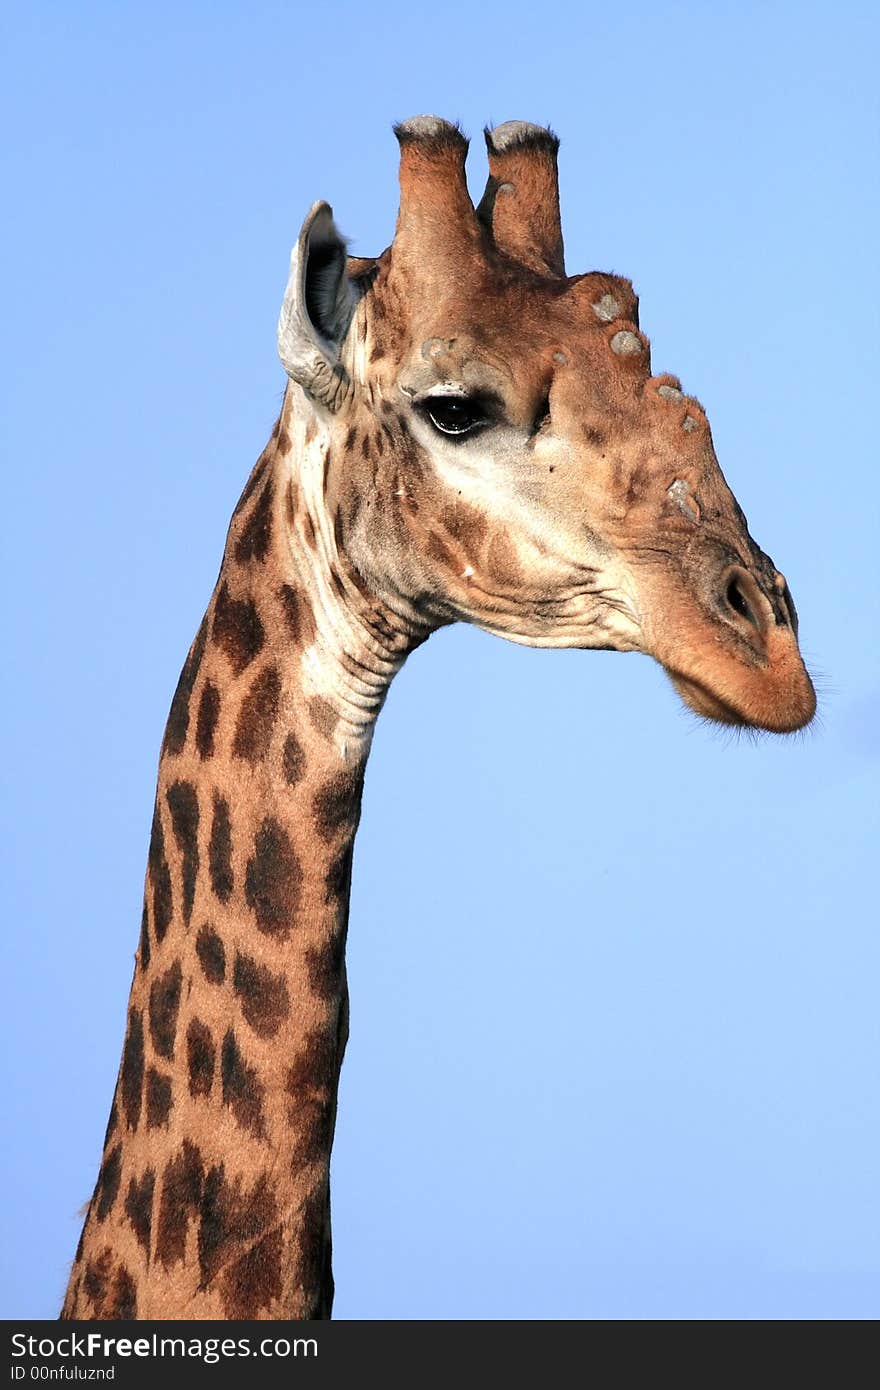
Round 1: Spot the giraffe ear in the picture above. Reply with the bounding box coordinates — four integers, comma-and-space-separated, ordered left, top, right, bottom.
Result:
277, 201, 356, 411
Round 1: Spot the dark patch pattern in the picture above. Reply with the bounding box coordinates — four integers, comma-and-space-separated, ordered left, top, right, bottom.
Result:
245, 818, 301, 936
166, 780, 200, 926
102, 1100, 119, 1151
83, 1249, 112, 1310
120, 1008, 144, 1130
282, 731, 306, 786
308, 695, 338, 737
233, 665, 281, 763
124, 1170, 155, 1253
198, 1167, 277, 1290
278, 584, 317, 647
148, 960, 183, 1061
106, 1266, 137, 1320
233, 952, 291, 1038
220, 1029, 265, 1136
163, 618, 208, 757
155, 1139, 204, 1269
222, 1224, 284, 1318
235, 479, 274, 564
186, 1018, 215, 1098
146, 1067, 173, 1128
232, 455, 269, 519
286, 1030, 338, 1169
295, 1184, 334, 1318
324, 842, 353, 907
195, 680, 221, 759
94, 1143, 122, 1222
306, 930, 345, 1002
138, 899, 151, 972
313, 769, 364, 842
148, 803, 173, 944
212, 582, 266, 674
208, 795, 234, 904
196, 923, 226, 983
82, 1250, 137, 1320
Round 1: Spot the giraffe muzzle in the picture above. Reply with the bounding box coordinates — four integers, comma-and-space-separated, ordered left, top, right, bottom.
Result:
642, 554, 815, 732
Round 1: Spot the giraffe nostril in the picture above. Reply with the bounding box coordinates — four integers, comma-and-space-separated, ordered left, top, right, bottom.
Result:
725, 574, 759, 631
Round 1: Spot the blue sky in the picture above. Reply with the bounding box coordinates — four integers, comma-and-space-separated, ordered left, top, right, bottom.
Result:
2, 1, 878, 1319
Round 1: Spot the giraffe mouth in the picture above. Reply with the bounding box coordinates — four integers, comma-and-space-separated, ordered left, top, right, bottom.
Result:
639, 554, 816, 733
666, 671, 754, 727
662, 641, 816, 733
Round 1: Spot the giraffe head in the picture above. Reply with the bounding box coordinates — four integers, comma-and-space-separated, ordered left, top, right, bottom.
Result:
277, 116, 815, 733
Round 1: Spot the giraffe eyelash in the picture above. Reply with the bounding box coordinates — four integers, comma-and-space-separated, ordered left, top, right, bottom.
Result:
532, 393, 552, 434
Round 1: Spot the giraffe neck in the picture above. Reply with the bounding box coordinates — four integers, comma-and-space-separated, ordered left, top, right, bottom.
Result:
62, 391, 423, 1320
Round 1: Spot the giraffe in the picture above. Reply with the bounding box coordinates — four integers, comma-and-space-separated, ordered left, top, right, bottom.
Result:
61, 116, 815, 1321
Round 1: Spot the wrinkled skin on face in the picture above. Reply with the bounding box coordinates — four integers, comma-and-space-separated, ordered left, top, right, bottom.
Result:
283, 118, 815, 733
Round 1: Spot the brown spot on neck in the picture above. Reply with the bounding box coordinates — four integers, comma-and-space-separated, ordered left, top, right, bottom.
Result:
83, 1252, 137, 1319
124, 1171, 155, 1253
286, 1029, 340, 1167
233, 665, 281, 762
155, 1140, 204, 1269
235, 478, 274, 564
186, 1019, 215, 1098
195, 923, 226, 983
138, 900, 151, 972
94, 1145, 122, 1221
148, 961, 183, 1060
244, 818, 302, 937
163, 618, 208, 757
220, 1225, 284, 1318
232, 453, 270, 520
208, 795, 234, 904
120, 1009, 144, 1130
148, 804, 173, 944
279, 583, 317, 647
220, 1028, 265, 1136
233, 953, 291, 1038
313, 769, 364, 842
213, 583, 266, 674
282, 730, 306, 785
195, 681, 221, 759
197, 1167, 277, 1288
308, 695, 339, 738
146, 1068, 173, 1128
166, 782, 199, 927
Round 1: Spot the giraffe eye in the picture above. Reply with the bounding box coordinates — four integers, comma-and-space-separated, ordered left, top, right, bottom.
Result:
423, 396, 485, 438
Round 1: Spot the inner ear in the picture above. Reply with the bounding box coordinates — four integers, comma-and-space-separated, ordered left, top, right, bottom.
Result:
304, 220, 349, 345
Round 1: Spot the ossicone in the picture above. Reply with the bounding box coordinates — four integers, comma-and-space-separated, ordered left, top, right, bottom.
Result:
477, 120, 565, 278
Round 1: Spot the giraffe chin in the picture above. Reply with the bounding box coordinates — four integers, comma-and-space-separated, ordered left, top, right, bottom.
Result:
666, 660, 817, 734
